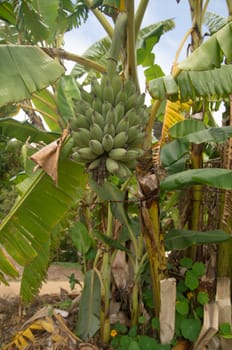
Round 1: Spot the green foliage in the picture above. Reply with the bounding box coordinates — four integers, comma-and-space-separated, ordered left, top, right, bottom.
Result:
161, 168, 232, 192
175, 259, 208, 342
180, 318, 201, 342
111, 323, 171, 350
0, 45, 64, 107
0, 137, 23, 222
164, 229, 230, 250
219, 323, 232, 339
75, 269, 101, 340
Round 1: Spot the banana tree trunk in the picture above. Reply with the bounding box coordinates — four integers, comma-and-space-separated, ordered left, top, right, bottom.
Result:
217, 95, 232, 282
137, 151, 167, 317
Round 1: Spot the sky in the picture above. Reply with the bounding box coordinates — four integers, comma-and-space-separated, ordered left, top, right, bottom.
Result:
63, 0, 228, 77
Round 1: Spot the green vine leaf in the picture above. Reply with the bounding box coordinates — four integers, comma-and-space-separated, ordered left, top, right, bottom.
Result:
185, 270, 199, 291
180, 318, 201, 341
197, 291, 209, 305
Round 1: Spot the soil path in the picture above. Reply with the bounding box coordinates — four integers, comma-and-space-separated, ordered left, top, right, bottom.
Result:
0, 263, 83, 298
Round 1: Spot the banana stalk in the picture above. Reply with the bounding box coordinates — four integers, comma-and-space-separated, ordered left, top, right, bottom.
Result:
107, 11, 128, 79
100, 203, 114, 344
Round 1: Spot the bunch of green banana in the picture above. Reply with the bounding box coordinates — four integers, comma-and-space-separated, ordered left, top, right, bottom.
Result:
69, 74, 149, 182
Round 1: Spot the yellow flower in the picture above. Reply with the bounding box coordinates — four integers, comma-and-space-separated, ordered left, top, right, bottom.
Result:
187, 292, 194, 299
111, 329, 118, 337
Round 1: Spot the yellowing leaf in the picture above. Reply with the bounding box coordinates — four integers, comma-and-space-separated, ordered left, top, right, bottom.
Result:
153, 100, 191, 165
22, 327, 35, 341
37, 318, 54, 333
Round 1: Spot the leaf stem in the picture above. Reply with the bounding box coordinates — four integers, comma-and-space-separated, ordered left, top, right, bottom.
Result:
84, 0, 113, 38
18, 103, 59, 125
42, 48, 107, 74
134, 0, 149, 39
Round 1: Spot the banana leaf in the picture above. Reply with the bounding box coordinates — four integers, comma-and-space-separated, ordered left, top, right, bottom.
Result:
160, 168, 232, 192
0, 45, 64, 107
0, 147, 87, 301
76, 269, 101, 340
0, 117, 59, 143
165, 229, 230, 250
149, 65, 232, 101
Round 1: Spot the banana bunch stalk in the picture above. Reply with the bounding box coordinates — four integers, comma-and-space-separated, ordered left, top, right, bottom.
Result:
69, 74, 149, 183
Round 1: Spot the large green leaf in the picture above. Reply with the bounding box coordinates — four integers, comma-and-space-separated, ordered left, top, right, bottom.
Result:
0, 45, 64, 107
89, 179, 129, 226
137, 20, 175, 68
32, 89, 62, 132
0, 2, 16, 25
56, 75, 81, 122
161, 124, 232, 168
0, 150, 87, 301
160, 168, 232, 191
149, 64, 232, 101
165, 229, 230, 250
15, 1, 50, 42
71, 37, 110, 78
0, 118, 59, 143
160, 140, 189, 167
178, 22, 232, 71
204, 12, 228, 34
169, 120, 206, 138
32, 0, 59, 43
76, 269, 101, 340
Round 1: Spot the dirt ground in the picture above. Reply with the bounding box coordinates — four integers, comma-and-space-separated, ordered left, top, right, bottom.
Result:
0, 263, 84, 348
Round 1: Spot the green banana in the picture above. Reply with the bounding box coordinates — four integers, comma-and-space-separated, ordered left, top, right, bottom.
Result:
128, 131, 144, 147
111, 74, 123, 98
113, 131, 128, 148
127, 125, 141, 144
125, 108, 139, 127
115, 89, 127, 105
90, 123, 104, 141
135, 93, 145, 108
69, 114, 90, 130
103, 79, 114, 104
106, 108, 118, 126
123, 78, 137, 96
104, 123, 115, 137
92, 111, 105, 129
106, 157, 119, 174
125, 93, 137, 111
89, 139, 104, 155
78, 147, 97, 160
91, 77, 102, 99
72, 128, 91, 147
116, 162, 132, 178
88, 157, 102, 170
102, 101, 112, 118
102, 134, 114, 152
92, 96, 102, 113
109, 148, 127, 160
74, 100, 90, 115
114, 101, 125, 121
126, 149, 142, 160
116, 117, 129, 134
80, 88, 93, 104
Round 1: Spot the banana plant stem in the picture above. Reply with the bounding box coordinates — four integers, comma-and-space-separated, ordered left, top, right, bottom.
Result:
134, 0, 149, 39
126, 0, 139, 89
100, 203, 113, 344
107, 11, 128, 79
84, 0, 114, 38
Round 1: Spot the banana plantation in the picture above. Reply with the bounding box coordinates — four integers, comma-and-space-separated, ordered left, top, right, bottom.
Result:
0, 0, 232, 349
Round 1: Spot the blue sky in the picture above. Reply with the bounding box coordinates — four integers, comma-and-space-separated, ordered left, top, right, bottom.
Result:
64, 0, 228, 76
